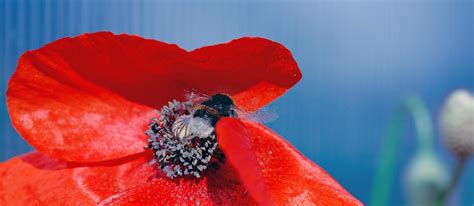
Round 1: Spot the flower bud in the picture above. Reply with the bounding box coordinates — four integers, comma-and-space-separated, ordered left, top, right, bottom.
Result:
404, 152, 449, 206
439, 89, 474, 156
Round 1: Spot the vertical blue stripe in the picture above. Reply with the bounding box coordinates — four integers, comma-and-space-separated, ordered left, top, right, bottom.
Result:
0, 0, 6, 160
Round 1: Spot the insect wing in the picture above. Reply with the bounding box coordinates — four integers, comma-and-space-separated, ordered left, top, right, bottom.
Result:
235, 106, 278, 123
183, 89, 210, 105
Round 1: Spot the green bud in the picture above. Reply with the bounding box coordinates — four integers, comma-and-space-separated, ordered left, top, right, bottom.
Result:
404, 151, 449, 206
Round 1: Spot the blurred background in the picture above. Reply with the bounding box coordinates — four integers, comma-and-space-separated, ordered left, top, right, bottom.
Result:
0, 0, 473, 205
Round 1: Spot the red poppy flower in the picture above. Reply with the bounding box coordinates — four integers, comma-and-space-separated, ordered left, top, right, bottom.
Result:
1, 32, 362, 205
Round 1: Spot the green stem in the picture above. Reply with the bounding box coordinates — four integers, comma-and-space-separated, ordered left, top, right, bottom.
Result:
369, 96, 434, 206
436, 156, 467, 206
405, 97, 434, 152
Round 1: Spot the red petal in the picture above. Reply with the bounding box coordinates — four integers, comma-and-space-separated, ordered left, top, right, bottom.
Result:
99, 119, 362, 205
240, 119, 362, 205
99, 158, 256, 205
188, 37, 301, 111
7, 32, 301, 162
0, 152, 154, 205
215, 118, 274, 205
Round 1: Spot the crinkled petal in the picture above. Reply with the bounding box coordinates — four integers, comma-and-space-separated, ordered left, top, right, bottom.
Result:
99, 159, 256, 205
99, 119, 362, 205
0, 151, 154, 205
6, 32, 301, 162
238, 119, 362, 205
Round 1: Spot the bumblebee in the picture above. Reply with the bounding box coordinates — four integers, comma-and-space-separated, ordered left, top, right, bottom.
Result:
170, 93, 237, 140
192, 93, 237, 125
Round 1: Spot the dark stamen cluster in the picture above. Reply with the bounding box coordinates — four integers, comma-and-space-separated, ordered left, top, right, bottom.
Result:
146, 100, 224, 179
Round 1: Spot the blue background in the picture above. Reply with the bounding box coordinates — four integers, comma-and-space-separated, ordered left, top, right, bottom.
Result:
0, 1, 473, 205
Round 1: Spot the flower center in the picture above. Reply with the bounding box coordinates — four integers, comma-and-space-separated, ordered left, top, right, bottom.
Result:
146, 100, 224, 179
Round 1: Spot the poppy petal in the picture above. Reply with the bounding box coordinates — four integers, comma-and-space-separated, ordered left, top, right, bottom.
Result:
7, 32, 301, 162
237, 119, 362, 205
188, 37, 301, 111
215, 118, 274, 206
0, 152, 154, 205
99, 119, 362, 205
99, 158, 257, 205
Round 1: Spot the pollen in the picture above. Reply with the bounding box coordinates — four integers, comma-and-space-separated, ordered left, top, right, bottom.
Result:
146, 100, 224, 179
